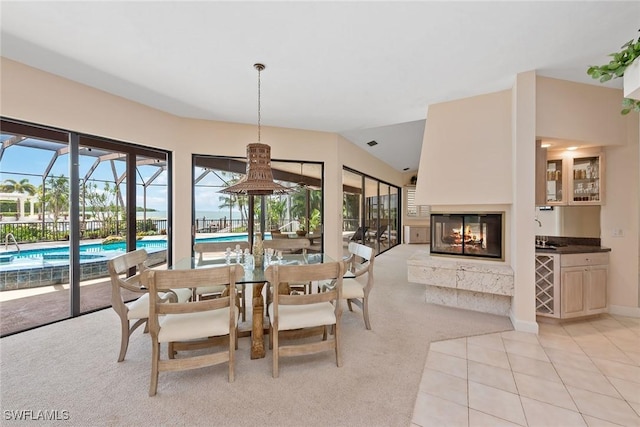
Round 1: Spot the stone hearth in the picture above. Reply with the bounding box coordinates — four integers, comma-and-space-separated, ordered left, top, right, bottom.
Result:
407, 250, 514, 316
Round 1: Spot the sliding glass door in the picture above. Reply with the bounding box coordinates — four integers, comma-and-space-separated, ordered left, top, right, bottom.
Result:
342, 167, 400, 256
192, 156, 323, 252
0, 119, 170, 336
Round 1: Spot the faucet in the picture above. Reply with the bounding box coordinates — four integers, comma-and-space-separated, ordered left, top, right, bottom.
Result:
534, 218, 542, 227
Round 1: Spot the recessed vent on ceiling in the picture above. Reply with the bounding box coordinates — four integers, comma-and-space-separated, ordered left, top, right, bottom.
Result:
366, 140, 378, 147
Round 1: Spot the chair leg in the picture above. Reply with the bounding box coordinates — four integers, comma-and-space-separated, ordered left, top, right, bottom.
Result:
168, 342, 176, 359
334, 320, 342, 367
149, 341, 160, 397
363, 297, 371, 330
347, 299, 354, 312
118, 318, 130, 362
272, 329, 279, 378
241, 285, 247, 322
229, 331, 235, 383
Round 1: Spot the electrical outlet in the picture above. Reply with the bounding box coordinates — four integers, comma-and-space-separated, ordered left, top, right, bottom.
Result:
612, 228, 624, 238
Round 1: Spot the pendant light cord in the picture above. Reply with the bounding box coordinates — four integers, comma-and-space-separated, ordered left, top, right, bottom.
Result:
254, 63, 265, 143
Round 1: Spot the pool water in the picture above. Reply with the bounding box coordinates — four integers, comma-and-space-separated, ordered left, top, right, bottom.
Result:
1, 233, 252, 264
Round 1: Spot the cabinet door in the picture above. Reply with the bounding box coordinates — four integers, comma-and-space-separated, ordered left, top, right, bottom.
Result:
561, 267, 586, 318
586, 265, 608, 313
569, 153, 604, 205
545, 158, 565, 205
536, 141, 547, 206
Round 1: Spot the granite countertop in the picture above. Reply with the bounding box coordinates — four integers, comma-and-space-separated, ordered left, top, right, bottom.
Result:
535, 245, 611, 254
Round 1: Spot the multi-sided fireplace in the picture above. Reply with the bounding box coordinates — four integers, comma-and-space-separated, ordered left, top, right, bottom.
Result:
430, 213, 504, 260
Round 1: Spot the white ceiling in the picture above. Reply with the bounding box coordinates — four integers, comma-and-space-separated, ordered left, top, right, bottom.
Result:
1, 1, 638, 171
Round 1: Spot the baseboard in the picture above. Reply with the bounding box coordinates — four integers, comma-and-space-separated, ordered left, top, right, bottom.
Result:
509, 311, 539, 334
608, 304, 640, 318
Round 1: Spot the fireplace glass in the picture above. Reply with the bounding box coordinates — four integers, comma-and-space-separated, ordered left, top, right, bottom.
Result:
430, 213, 503, 259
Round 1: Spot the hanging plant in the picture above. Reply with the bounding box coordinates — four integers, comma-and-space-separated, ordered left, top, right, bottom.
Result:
587, 30, 640, 115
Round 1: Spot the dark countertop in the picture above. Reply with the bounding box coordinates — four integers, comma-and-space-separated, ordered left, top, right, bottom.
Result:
535, 245, 611, 254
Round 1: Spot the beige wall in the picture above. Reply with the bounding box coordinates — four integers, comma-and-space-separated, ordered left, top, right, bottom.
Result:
601, 136, 639, 312
537, 76, 631, 147
0, 57, 403, 261
415, 71, 639, 329
415, 89, 513, 206
511, 70, 538, 332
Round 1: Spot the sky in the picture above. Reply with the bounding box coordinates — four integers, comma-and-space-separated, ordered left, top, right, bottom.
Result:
0, 138, 239, 215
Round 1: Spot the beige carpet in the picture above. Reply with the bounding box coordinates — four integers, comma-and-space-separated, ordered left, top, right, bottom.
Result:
0, 244, 513, 426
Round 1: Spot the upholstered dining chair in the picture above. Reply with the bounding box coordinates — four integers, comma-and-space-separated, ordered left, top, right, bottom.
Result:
263, 237, 311, 254
264, 261, 344, 378
321, 242, 375, 329
145, 264, 243, 396
107, 249, 191, 362
193, 241, 250, 321
263, 238, 312, 294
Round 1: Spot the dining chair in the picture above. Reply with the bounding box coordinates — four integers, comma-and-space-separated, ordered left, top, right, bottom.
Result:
145, 264, 244, 396
107, 249, 192, 362
321, 242, 375, 329
264, 261, 344, 378
263, 237, 311, 254
193, 241, 250, 321
263, 238, 312, 294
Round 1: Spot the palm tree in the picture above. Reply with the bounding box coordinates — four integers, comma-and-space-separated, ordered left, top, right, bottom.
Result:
0, 178, 38, 217
0, 178, 37, 195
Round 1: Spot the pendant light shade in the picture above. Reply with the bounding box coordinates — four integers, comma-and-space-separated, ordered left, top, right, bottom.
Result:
220, 142, 291, 195
220, 63, 292, 196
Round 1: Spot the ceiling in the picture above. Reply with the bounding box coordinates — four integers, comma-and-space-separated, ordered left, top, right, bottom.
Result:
1, 1, 638, 172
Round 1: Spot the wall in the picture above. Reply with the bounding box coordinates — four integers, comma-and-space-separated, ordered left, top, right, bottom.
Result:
537, 76, 639, 316
537, 76, 631, 146
415, 89, 512, 205
0, 57, 403, 262
414, 71, 640, 330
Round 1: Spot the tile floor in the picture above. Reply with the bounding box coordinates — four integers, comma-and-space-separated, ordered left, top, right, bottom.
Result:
412, 314, 640, 427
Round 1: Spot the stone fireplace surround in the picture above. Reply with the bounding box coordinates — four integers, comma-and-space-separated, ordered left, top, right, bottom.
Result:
407, 210, 513, 316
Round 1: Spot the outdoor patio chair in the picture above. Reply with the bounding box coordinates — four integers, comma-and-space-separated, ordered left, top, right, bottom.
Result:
348, 226, 369, 243
107, 249, 192, 362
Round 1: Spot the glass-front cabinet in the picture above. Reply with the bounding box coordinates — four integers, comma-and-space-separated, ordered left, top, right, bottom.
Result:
545, 158, 564, 204
571, 155, 602, 204
545, 150, 604, 206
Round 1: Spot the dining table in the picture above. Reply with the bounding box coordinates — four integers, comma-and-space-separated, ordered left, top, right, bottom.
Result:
173, 252, 334, 359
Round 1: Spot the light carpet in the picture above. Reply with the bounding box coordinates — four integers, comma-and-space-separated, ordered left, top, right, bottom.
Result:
0, 244, 513, 426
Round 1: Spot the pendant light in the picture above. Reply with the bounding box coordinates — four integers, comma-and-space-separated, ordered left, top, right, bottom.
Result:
295, 162, 312, 191
220, 63, 291, 195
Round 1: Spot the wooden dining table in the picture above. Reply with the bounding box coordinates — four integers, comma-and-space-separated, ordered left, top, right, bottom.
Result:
173, 252, 333, 359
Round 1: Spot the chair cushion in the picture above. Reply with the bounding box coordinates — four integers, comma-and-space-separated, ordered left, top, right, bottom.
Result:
157, 308, 236, 343
126, 289, 192, 320
268, 302, 336, 331
126, 294, 151, 320
342, 278, 365, 299
195, 284, 227, 296
172, 288, 193, 303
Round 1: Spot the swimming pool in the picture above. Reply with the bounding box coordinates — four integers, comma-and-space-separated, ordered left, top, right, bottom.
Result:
1, 233, 251, 264
0, 233, 252, 290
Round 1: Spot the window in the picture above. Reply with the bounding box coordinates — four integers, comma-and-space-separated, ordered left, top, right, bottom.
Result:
406, 187, 430, 217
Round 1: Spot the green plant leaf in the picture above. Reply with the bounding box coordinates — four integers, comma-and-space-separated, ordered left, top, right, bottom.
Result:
621, 108, 631, 115
599, 74, 612, 83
